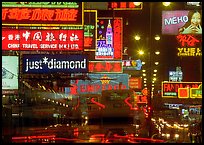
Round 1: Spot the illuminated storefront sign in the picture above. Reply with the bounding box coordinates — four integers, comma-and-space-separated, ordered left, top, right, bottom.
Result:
2, 29, 84, 51
65, 73, 129, 95
123, 59, 142, 70
162, 81, 202, 98
2, 56, 19, 90
176, 34, 202, 56
129, 77, 142, 89
84, 10, 97, 51
96, 17, 123, 60
22, 54, 88, 74
108, 2, 143, 10
190, 84, 202, 98
2, 2, 83, 26
89, 61, 123, 73
169, 67, 183, 82
162, 10, 202, 35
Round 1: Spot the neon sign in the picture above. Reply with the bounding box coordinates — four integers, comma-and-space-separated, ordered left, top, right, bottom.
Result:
2, 2, 80, 8
96, 17, 123, 60
84, 10, 97, 51
89, 61, 123, 73
2, 29, 84, 51
123, 59, 142, 70
176, 34, 202, 57
65, 74, 129, 95
2, 2, 83, 26
108, 2, 143, 10
129, 77, 142, 89
162, 81, 202, 98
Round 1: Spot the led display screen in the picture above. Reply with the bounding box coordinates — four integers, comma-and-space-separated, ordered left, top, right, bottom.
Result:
22, 54, 88, 74
162, 10, 202, 35
2, 56, 19, 90
2, 29, 84, 51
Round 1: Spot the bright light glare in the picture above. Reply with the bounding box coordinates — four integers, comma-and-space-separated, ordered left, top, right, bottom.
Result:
133, 2, 142, 6
135, 35, 141, 40
162, 2, 171, 7
138, 50, 144, 55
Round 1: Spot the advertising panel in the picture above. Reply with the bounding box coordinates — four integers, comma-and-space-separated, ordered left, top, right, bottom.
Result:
2, 2, 84, 26
65, 73, 129, 95
22, 54, 88, 74
2, 56, 19, 90
96, 17, 123, 60
162, 81, 202, 98
162, 10, 202, 35
84, 10, 97, 51
122, 59, 142, 70
2, 29, 84, 51
89, 61, 123, 73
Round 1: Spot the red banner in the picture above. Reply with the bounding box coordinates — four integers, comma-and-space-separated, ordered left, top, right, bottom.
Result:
129, 77, 142, 89
2, 29, 84, 51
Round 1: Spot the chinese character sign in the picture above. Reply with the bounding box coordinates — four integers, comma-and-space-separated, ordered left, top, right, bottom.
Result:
96, 17, 123, 60
89, 61, 123, 73
2, 29, 84, 51
162, 10, 202, 35
65, 73, 129, 95
2, 2, 83, 26
176, 34, 202, 57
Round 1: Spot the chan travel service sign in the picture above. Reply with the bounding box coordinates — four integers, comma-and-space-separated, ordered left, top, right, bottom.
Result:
2, 2, 84, 26
22, 54, 88, 74
2, 56, 19, 90
2, 28, 84, 51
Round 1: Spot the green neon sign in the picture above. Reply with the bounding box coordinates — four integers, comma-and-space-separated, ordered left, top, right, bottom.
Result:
2, 2, 79, 8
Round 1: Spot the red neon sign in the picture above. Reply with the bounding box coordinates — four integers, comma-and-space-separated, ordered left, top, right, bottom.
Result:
91, 98, 105, 109
2, 29, 84, 51
89, 61, 123, 73
177, 34, 200, 47
2, 6, 83, 26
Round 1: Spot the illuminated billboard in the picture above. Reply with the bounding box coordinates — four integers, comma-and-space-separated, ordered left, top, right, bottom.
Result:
162, 10, 202, 35
2, 29, 84, 51
2, 56, 19, 90
65, 73, 129, 95
89, 61, 123, 73
84, 10, 97, 51
162, 81, 202, 98
96, 17, 123, 60
2, 2, 84, 26
22, 54, 88, 74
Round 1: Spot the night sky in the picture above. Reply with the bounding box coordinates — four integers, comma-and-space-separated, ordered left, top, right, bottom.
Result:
98, 2, 202, 83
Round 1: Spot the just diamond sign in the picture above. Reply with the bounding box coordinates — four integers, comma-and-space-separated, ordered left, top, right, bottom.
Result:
22, 54, 88, 74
